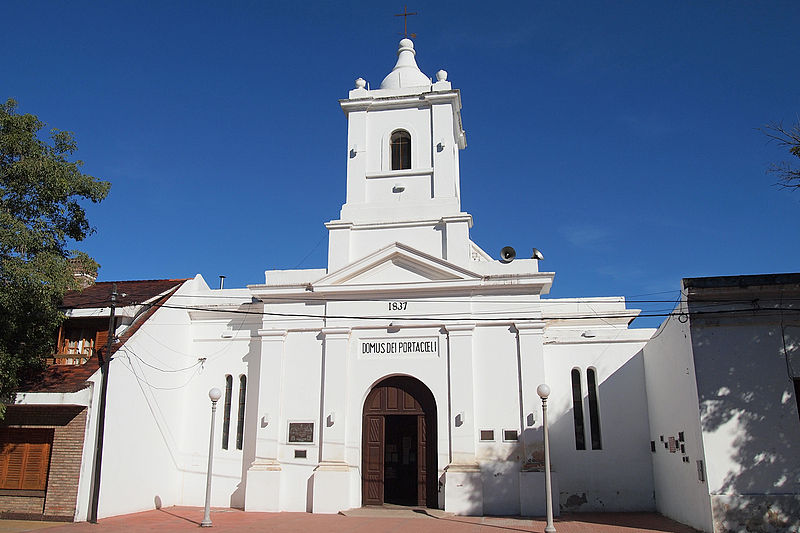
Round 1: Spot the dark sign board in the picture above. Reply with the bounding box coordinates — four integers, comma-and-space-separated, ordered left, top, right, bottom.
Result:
288, 422, 314, 443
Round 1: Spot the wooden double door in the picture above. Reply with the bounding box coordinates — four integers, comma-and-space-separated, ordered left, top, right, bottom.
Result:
362, 376, 437, 507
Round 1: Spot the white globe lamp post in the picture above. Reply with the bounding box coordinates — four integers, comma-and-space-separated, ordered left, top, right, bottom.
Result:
201, 387, 222, 527
537, 383, 556, 533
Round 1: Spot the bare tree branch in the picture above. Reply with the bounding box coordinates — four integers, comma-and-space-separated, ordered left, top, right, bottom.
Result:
761, 121, 800, 190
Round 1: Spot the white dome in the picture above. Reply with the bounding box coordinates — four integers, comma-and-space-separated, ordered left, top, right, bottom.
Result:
379, 39, 431, 89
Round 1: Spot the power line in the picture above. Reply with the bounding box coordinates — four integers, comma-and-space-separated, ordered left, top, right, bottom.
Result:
121, 346, 202, 373
65, 293, 800, 307
119, 299, 800, 323
117, 349, 203, 391
61, 292, 800, 324
292, 232, 327, 269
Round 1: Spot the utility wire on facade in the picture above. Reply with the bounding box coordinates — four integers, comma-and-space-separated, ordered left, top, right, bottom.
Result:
82, 299, 800, 323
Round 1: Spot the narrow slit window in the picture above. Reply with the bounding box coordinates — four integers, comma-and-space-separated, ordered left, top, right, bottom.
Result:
222, 375, 232, 449
571, 368, 586, 450
587, 368, 602, 450
390, 130, 411, 170
236, 375, 246, 450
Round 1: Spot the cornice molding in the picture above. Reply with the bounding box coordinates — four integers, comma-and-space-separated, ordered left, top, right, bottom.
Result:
321, 327, 351, 338
514, 321, 546, 334
366, 167, 433, 179
445, 323, 476, 334
258, 329, 288, 339
340, 90, 460, 114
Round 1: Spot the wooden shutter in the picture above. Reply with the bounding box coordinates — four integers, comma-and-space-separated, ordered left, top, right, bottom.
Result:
0, 429, 53, 491
1, 442, 24, 489
95, 329, 109, 355
21, 443, 50, 490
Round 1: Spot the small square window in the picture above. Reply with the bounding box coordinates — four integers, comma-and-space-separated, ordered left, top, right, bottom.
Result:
479, 430, 494, 441
502, 429, 518, 442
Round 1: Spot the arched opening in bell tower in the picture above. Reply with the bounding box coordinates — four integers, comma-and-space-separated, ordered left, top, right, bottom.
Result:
390, 129, 411, 170
361, 375, 437, 507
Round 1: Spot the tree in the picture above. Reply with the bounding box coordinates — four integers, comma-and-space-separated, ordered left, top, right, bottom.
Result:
762, 120, 800, 190
0, 98, 110, 416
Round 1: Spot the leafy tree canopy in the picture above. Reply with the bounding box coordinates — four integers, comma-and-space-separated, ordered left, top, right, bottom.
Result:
0, 98, 110, 415
762, 120, 800, 190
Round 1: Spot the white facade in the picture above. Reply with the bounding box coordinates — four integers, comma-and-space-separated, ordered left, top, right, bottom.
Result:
94, 39, 655, 518
13, 38, 662, 521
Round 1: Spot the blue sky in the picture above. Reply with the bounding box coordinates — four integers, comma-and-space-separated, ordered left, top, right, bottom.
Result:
3, 1, 799, 327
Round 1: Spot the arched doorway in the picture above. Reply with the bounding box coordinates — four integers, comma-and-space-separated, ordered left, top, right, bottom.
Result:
362, 376, 437, 507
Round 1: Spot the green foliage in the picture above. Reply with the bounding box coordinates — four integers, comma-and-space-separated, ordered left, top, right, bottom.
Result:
762, 121, 800, 189
0, 98, 110, 411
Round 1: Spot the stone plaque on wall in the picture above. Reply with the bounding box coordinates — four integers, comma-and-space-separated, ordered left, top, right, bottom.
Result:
288, 422, 314, 443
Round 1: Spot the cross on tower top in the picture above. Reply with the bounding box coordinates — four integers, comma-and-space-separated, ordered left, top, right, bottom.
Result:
394, 6, 417, 38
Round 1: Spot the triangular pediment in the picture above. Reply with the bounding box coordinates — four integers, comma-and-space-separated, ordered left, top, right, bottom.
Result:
315, 242, 481, 287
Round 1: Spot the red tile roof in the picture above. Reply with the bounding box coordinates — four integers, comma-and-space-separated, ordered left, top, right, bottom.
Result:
19, 280, 187, 394
62, 279, 189, 309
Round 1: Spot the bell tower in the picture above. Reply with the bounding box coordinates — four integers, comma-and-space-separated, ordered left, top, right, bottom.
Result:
326, 39, 473, 272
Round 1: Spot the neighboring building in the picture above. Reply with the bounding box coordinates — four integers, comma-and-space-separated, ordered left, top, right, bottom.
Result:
1, 279, 189, 521
643, 274, 800, 532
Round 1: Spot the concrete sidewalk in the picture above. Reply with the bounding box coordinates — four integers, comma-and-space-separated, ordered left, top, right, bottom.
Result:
1, 507, 701, 533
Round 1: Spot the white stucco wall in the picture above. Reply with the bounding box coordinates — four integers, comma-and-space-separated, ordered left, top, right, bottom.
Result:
642, 312, 714, 532
97, 276, 256, 517
272, 331, 324, 512
234, 305, 654, 515
97, 282, 194, 517
545, 332, 655, 512
688, 300, 800, 532
473, 325, 526, 515
177, 282, 259, 511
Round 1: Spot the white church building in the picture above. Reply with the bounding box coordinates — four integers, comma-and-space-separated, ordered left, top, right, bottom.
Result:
96, 37, 656, 518
10, 37, 678, 522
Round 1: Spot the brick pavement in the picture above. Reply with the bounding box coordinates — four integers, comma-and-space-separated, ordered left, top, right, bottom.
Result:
2, 507, 701, 533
